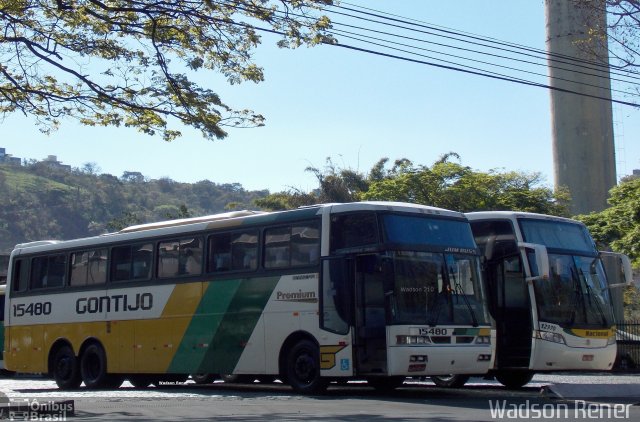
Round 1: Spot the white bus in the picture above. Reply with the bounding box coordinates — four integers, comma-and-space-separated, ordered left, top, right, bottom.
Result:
4, 202, 494, 393
433, 211, 631, 389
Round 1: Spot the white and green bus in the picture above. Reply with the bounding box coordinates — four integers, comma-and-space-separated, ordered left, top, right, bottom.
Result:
433, 211, 631, 389
4, 202, 493, 393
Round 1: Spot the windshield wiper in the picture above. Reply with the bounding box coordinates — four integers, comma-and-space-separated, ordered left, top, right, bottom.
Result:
578, 268, 608, 326
567, 266, 584, 325
449, 265, 478, 327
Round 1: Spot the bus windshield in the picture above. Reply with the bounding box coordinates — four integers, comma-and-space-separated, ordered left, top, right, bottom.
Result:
389, 250, 489, 326
533, 254, 613, 327
519, 219, 613, 328
381, 214, 487, 326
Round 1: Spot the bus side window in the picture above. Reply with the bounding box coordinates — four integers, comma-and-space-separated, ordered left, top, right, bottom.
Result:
291, 224, 320, 266
208, 230, 258, 273
70, 249, 107, 286
111, 243, 152, 282
31, 255, 66, 289
264, 227, 290, 269
12, 258, 29, 292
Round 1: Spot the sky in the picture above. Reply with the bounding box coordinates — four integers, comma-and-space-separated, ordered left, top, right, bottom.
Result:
2, 0, 639, 193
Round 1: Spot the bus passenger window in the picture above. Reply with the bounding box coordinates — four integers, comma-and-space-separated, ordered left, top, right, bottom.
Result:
158, 238, 202, 278
208, 230, 258, 273
330, 213, 378, 252
70, 249, 107, 286
11, 259, 29, 292
31, 254, 66, 289
111, 243, 152, 282
264, 227, 291, 269
264, 223, 319, 269
291, 224, 320, 266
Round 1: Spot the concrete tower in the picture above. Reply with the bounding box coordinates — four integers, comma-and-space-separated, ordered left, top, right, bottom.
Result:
545, 0, 616, 215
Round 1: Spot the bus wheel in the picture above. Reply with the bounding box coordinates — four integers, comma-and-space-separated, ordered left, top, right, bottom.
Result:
52, 345, 82, 390
495, 371, 534, 389
285, 339, 328, 395
191, 373, 216, 385
221, 374, 252, 383
80, 343, 111, 389
431, 375, 470, 388
368, 376, 405, 392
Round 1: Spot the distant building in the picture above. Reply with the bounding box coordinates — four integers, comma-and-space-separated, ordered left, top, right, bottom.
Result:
0, 147, 22, 165
43, 155, 71, 172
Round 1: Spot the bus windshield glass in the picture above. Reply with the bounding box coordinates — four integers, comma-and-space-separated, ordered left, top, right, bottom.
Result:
388, 250, 489, 326
533, 254, 613, 327
520, 219, 613, 327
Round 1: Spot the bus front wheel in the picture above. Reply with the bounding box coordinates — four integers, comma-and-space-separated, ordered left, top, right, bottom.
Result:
52, 345, 82, 390
431, 374, 470, 388
285, 339, 328, 395
495, 371, 534, 389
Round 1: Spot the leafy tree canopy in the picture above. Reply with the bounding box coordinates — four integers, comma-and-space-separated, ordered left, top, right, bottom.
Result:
0, 0, 333, 141
577, 177, 640, 264
256, 153, 570, 216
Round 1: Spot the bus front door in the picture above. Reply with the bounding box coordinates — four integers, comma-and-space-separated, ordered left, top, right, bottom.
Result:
353, 255, 389, 375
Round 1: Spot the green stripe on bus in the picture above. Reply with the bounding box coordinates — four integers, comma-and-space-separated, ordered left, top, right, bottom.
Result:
168, 276, 280, 374
167, 279, 241, 373
198, 275, 280, 374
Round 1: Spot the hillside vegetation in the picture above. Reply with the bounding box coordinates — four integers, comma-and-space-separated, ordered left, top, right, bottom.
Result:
0, 162, 268, 253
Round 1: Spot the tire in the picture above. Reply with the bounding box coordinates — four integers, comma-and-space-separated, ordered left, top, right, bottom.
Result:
191, 373, 217, 385
80, 343, 112, 389
368, 376, 405, 392
431, 374, 470, 388
284, 339, 328, 395
221, 374, 252, 383
51, 345, 82, 390
495, 371, 534, 389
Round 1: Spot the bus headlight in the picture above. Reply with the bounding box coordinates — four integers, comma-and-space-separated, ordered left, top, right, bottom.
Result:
475, 336, 491, 345
396, 335, 432, 345
536, 330, 566, 345
607, 335, 616, 346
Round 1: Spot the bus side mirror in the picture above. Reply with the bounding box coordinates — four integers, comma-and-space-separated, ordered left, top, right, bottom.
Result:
599, 251, 634, 288
518, 242, 550, 282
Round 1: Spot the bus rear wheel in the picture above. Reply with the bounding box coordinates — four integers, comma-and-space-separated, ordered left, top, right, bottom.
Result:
495, 371, 534, 389
52, 345, 81, 390
431, 374, 470, 388
80, 343, 122, 389
191, 373, 217, 385
285, 339, 328, 395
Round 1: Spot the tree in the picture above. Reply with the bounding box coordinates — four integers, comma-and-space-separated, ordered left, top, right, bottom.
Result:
0, 0, 333, 141
577, 178, 640, 264
577, 178, 640, 320
576, 1, 640, 96
362, 153, 570, 215
256, 153, 569, 215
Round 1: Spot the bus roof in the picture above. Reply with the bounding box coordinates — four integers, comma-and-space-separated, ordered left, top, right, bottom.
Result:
10, 202, 465, 256
465, 211, 582, 226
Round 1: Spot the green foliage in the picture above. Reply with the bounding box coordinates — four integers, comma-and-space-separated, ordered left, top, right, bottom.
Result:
0, 163, 268, 252
577, 178, 640, 264
576, 178, 640, 320
0, 0, 334, 141
363, 153, 569, 215
257, 153, 569, 216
